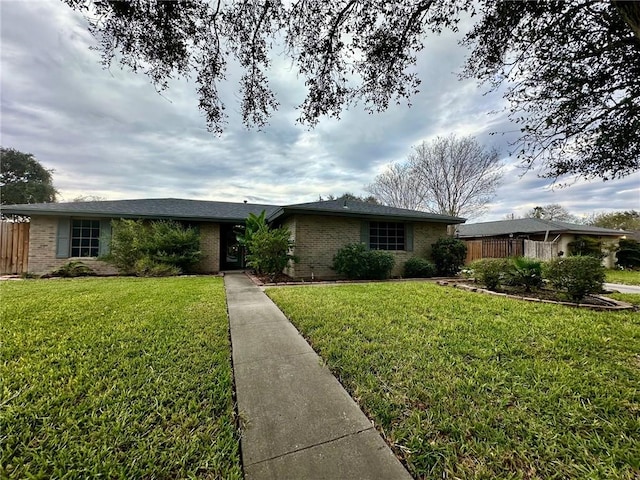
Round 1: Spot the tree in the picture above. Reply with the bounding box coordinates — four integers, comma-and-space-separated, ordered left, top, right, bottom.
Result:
72, 195, 107, 202
1, 147, 57, 205
320, 192, 379, 204
526, 204, 577, 222
587, 210, 640, 231
367, 135, 502, 218
63, 1, 640, 180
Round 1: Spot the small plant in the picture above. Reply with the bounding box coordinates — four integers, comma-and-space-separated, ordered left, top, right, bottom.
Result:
245, 226, 296, 281
20, 272, 40, 279
568, 236, 604, 258
332, 243, 395, 280
470, 258, 510, 290
431, 237, 467, 276
616, 239, 640, 269
508, 256, 543, 292
404, 257, 436, 278
51, 261, 96, 278
543, 256, 605, 302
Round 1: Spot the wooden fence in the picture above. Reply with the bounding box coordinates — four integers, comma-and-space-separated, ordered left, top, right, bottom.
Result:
523, 239, 558, 261
465, 238, 557, 264
0, 221, 30, 274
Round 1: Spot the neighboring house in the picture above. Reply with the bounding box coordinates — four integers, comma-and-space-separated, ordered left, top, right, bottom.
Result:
2, 198, 464, 278
457, 218, 628, 268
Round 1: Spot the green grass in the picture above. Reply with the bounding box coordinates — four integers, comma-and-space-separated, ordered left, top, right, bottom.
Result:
1, 277, 241, 479
606, 269, 640, 285
609, 292, 640, 306
267, 283, 640, 479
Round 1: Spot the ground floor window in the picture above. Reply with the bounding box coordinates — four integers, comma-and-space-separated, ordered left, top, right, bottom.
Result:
71, 219, 100, 257
370, 221, 405, 250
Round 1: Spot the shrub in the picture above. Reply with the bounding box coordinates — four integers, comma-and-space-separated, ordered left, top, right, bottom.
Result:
51, 261, 96, 278
133, 256, 181, 277
366, 250, 396, 280
543, 256, 605, 302
246, 226, 296, 281
470, 258, 510, 290
431, 237, 467, 276
332, 243, 395, 280
616, 239, 640, 269
507, 256, 543, 292
568, 236, 604, 258
107, 219, 201, 275
404, 257, 436, 278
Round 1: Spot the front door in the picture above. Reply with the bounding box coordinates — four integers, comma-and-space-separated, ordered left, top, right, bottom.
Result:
220, 224, 245, 270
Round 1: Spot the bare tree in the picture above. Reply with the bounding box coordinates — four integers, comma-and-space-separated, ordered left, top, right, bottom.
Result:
526, 204, 577, 222
368, 135, 502, 218
365, 163, 426, 210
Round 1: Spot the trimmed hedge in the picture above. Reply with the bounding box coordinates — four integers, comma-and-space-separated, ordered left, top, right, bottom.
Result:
332, 243, 395, 280
404, 257, 437, 278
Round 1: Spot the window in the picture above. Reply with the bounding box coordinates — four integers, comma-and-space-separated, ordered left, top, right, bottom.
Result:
71, 219, 101, 257
369, 221, 405, 250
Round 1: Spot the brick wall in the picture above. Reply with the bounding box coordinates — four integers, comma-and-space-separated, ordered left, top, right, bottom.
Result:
28, 216, 222, 275
193, 223, 220, 273
286, 214, 450, 280
28, 216, 118, 275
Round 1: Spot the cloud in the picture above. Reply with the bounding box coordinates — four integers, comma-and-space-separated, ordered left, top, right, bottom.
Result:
1, 1, 637, 219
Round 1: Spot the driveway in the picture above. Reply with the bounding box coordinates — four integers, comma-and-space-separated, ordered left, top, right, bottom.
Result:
605, 283, 640, 294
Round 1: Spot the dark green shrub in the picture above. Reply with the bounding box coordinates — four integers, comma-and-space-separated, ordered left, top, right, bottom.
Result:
507, 256, 543, 292
431, 237, 467, 276
246, 226, 296, 281
568, 236, 604, 258
616, 239, 640, 269
543, 256, 605, 302
332, 243, 395, 280
51, 261, 96, 278
470, 258, 510, 290
366, 250, 395, 280
404, 257, 436, 278
332, 243, 371, 279
107, 219, 201, 275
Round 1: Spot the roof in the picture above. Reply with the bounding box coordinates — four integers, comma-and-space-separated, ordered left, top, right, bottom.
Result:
457, 218, 627, 238
271, 199, 465, 224
1, 198, 280, 222
1, 198, 465, 224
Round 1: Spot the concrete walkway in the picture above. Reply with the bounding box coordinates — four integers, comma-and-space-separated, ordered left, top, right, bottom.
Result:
224, 271, 412, 480
605, 283, 640, 294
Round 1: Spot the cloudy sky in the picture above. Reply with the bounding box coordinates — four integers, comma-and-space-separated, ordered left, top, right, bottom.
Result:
1, 1, 638, 222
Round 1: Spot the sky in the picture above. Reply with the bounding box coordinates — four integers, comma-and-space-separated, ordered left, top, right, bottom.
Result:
1, 1, 638, 223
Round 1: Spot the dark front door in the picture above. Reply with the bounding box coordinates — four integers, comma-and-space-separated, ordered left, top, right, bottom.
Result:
220, 224, 245, 270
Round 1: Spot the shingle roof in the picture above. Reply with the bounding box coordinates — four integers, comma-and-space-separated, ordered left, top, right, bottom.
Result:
457, 218, 627, 238
1, 198, 280, 222
2, 198, 466, 224
270, 199, 465, 224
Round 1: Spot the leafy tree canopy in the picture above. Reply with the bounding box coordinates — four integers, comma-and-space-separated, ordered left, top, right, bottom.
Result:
526, 204, 577, 223
1, 147, 57, 205
587, 210, 640, 231
64, 0, 640, 181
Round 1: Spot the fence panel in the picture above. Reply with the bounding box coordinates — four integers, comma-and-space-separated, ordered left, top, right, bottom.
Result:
524, 239, 558, 261
0, 222, 30, 274
465, 240, 482, 263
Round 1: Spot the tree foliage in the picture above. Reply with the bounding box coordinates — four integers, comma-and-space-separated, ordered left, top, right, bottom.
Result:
1, 147, 57, 205
367, 135, 502, 218
587, 210, 640, 231
63, 0, 640, 180
245, 225, 295, 281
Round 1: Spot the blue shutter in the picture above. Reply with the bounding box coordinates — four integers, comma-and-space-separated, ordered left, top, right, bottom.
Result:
360, 221, 370, 248
405, 223, 414, 252
99, 220, 111, 256
56, 217, 71, 258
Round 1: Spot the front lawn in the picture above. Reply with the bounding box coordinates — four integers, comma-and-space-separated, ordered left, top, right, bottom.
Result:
267, 283, 640, 479
0, 277, 241, 479
606, 269, 640, 285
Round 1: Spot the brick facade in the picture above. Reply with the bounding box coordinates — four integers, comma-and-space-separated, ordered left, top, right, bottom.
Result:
284, 214, 449, 280
27, 216, 221, 275
27, 215, 118, 275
